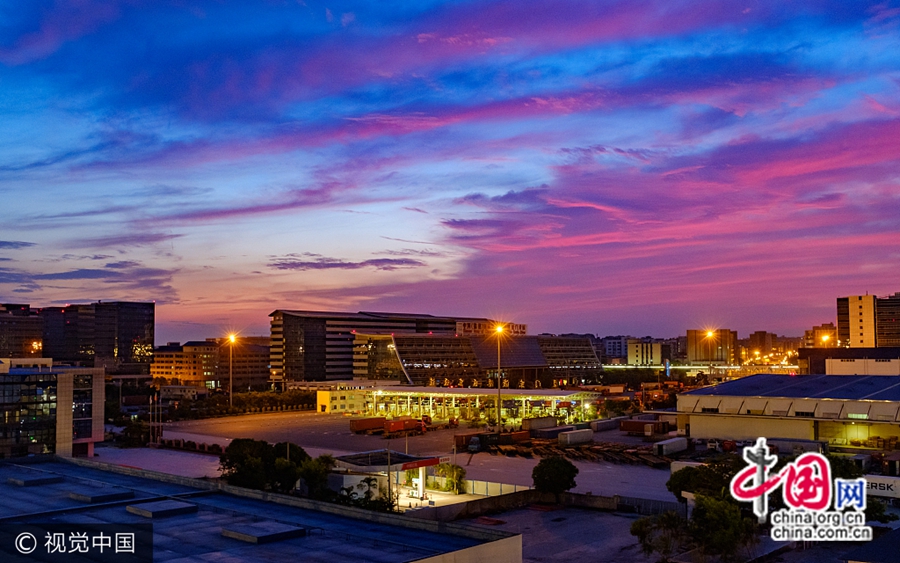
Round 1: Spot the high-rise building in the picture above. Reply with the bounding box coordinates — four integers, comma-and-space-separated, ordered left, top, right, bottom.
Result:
836, 293, 900, 348
0, 304, 43, 358
39, 301, 154, 374
837, 295, 877, 347
686, 329, 737, 365
875, 292, 900, 347
269, 310, 527, 384
598, 335, 632, 362
0, 357, 104, 458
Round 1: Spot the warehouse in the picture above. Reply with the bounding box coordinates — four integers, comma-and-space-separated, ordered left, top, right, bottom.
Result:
677, 373, 900, 449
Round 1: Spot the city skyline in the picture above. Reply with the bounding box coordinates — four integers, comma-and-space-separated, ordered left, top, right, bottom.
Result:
2, 1, 900, 343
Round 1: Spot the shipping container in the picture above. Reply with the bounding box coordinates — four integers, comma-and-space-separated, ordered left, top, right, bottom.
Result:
558, 429, 594, 446
590, 417, 627, 432
349, 417, 386, 433
522, 416, 558, 431
654, 437, 688, 456
620, 419, 669, 435
531, 425, 575, 440
384, 418, 421, 434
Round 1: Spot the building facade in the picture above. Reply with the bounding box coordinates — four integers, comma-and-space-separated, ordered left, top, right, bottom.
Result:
269, 310, 526, 384
837, 295, 877, 347
151, 341, 218, 388
686, 329, 737, 365
39, 301, 154, 375
0, 358, 104, 458
627, 339, 662, 366
0, 304, 43, 358
676, 373, 900, 449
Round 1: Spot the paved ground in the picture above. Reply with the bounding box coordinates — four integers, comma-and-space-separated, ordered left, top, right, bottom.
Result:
162, 412, 675, 501
488, 506, 654, 563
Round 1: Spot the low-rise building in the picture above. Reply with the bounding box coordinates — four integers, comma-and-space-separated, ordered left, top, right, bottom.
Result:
676, 373, 900, 449
0, 357, 104, 458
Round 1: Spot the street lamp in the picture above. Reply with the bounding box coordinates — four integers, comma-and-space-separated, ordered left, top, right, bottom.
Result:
228, 334, 236, 409
495, 324, 504, 434
704, 330, 716, 373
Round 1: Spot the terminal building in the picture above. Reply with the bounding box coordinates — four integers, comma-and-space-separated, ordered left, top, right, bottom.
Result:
269, 310, 599, 387
0, 358, 105, 458
676, 373, 900, 449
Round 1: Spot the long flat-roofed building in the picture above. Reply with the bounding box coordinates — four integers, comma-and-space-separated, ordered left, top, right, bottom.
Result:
677, 373, 900, 448
269, 310, 526, 385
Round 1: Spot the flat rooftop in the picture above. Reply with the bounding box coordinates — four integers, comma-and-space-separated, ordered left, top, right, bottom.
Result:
364, 387, 600, 398
0, 459, 513, 563
685, 373, 900, 401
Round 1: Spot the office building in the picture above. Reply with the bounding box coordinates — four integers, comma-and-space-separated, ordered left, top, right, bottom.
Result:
269, 310, 526, 384
39, 301, 155, 375
598, 335, 631, 362
0, 304, 43, 358
0, 358, 104, 458
686, 329, 737, 365
627, 339, 662, 366
876, 293, 900, 347
213, 336, 271, 391
151, 341, 218, 388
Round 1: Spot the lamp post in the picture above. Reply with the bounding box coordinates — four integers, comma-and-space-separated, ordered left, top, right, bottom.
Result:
705, 330, 715, 374
228, 334, 236, 409
495, 324, 504, 434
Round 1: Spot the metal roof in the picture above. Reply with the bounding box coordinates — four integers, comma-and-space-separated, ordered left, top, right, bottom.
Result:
685, 373, 900, 401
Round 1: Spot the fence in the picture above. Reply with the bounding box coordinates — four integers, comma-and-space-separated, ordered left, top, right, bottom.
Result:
616, 495, 687, 517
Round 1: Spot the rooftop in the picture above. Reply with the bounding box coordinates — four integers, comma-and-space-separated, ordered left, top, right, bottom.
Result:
0, 458, 516, 563
685, 373, 900, 401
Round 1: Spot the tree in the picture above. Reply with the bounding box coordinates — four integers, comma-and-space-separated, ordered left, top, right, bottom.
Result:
434, 463, 468, 494
298, 455, 336, 500
220, 439, 274, 490
532, 456, 578, 499
690, 494, 758, 563
666, 454, 745, 502
630, 511, 689, 563
271, 458, 302, 493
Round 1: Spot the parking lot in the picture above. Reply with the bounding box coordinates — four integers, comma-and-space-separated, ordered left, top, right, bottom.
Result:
163, 412, 675, 501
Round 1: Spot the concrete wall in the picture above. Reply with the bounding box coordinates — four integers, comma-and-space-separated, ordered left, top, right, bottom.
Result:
687, 414, 813, 441
406, 489, 618, 522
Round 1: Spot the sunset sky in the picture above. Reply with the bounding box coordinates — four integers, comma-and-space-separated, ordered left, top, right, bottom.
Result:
2, 1, 900, 343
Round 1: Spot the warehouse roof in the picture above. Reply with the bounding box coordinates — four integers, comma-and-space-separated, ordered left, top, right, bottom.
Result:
0, 458, 516, 563
685, 373, 900, 401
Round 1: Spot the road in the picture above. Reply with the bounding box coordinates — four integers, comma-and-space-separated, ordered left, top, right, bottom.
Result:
163, 412, 675, 501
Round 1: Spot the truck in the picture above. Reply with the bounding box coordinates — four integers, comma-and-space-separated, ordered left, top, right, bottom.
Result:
383, 418, 424, 438
349, 417, 386, 434
421, 415, 459, 431
654, 437, 688, 456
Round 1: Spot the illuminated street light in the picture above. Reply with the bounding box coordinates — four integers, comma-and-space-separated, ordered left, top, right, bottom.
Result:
495, 324, 504, 434
228, 334, 236, 409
